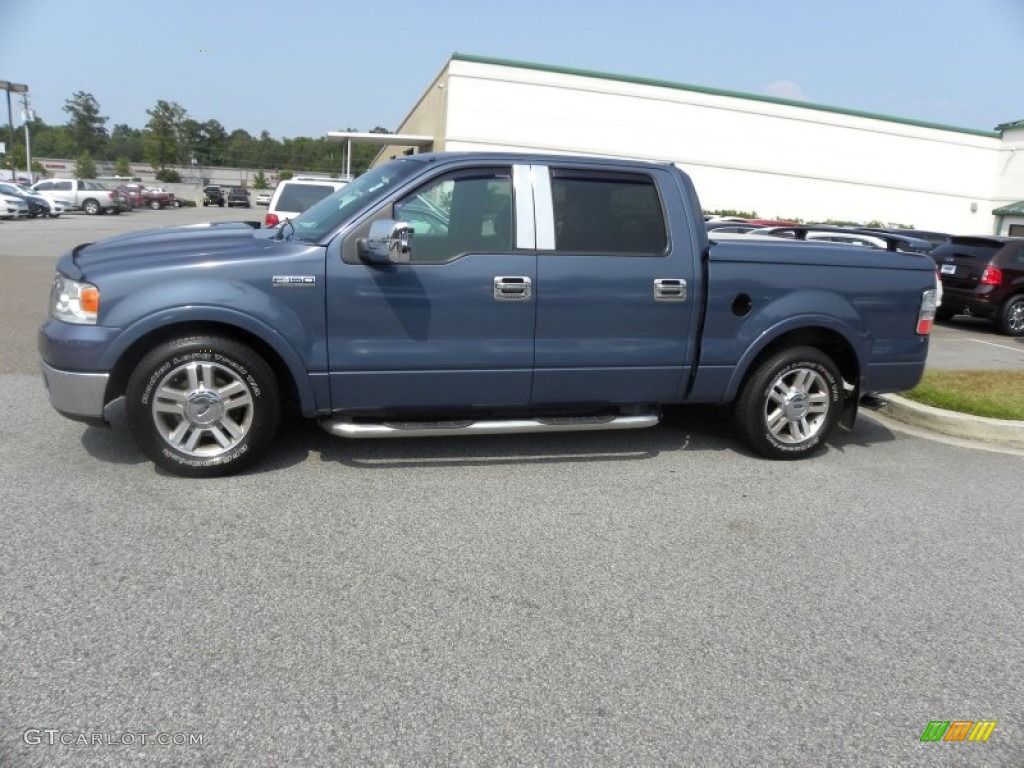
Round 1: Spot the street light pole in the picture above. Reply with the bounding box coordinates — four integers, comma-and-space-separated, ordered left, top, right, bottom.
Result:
0, 81, 29, 178
21, 93, 33, 180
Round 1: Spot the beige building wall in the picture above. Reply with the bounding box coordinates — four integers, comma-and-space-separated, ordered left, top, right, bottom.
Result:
390, 55, 1023, 235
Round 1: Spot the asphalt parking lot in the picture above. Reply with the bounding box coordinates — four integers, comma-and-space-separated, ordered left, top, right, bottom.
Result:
1, 208, 1021, 766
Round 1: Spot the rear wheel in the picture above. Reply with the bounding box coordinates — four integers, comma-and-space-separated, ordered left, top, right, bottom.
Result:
126, 336, 281, 477
150, 199, 162, 210
83, 199, 100, 215
734, 346, 842, 459
996, 295, 1024, 336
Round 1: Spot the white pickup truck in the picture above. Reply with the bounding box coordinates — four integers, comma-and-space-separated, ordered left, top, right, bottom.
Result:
30, 179, 120, 215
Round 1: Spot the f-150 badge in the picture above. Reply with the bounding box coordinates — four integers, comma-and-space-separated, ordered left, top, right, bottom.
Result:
272, 276, 316, 287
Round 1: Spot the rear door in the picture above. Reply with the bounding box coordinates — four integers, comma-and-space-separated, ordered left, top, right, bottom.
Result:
531, 164, 698, 405
325, 164, 538, 411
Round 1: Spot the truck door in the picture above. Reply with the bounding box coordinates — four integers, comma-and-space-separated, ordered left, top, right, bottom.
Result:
531, 165, 696, 404
325, 165, 538, 411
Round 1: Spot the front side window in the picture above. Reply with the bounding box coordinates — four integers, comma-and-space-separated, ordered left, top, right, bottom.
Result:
54, 181, 73, 191
551, 169, 667, 254
393, 167, 513, 263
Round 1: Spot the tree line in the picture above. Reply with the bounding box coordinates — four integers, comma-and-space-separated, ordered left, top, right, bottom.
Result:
5, 91, 390, 182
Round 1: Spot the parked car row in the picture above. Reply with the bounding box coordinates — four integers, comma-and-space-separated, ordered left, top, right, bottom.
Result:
0, 181, 69, 218
15, 179, 198, 215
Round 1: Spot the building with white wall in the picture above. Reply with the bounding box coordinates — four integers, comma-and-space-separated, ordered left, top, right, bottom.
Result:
366, 54, 1024, 236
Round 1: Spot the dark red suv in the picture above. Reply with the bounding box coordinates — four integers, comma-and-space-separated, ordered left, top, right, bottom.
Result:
931, 236, 1024, 335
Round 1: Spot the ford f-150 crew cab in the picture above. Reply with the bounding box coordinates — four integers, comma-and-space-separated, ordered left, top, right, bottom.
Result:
39, 152, 938, 477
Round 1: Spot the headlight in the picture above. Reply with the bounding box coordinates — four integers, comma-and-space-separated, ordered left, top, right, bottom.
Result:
50, 275, 99, 325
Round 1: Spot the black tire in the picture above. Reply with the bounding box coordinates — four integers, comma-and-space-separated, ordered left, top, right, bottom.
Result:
125, 336, 281, 477
734, 346, 842, 460
996, 295, 1024, 336
934, 306, 955, 323
83, 199, 100, 215
150, 199, 162, 210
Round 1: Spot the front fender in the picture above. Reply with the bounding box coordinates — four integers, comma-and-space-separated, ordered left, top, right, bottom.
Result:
101, 305, 323, 416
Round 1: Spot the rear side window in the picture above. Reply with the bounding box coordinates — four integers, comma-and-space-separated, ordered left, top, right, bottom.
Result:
276, 183, 337, 214
551, 169, 667, 254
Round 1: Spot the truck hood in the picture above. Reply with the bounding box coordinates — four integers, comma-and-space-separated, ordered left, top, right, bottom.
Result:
59, 221, 291, 278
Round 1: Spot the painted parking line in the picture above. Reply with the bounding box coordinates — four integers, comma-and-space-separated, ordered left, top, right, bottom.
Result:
967, 339, 1024, 356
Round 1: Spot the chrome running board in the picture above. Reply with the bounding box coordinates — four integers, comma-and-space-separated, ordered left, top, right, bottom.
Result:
320, 410, 661, 439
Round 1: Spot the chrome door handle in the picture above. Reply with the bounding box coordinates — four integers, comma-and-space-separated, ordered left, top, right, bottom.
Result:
653, 278, 687, 302
493, 276, 532, 301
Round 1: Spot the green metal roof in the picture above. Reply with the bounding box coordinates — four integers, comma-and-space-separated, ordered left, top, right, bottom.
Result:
993, 201, 1024, 216
996, 119, 1024, 131
450, 53, 1000, 139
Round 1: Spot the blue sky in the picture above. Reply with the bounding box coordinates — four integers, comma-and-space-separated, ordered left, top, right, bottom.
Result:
4, 0, 1023, 140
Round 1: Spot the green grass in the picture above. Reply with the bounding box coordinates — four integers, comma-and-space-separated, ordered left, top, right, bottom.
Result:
903, 370, 1024, 420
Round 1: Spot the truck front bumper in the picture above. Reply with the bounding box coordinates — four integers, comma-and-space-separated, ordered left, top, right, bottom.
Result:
40, 361, 110, 425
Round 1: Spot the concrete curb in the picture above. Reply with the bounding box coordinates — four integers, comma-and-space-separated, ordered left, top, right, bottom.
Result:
872, 394, 1024, 450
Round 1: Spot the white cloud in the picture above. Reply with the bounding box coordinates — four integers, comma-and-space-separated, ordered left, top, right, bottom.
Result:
764, 81, 807, 101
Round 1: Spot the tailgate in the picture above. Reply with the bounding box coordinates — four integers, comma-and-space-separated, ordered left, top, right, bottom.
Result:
934, 238, 1001, 290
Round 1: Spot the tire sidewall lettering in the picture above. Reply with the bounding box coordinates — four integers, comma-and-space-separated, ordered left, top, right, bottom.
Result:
140, 361, 172, 405
140, 350, 262, 406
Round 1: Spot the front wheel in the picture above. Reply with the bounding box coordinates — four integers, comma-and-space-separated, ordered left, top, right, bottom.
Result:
734, 346, 842, 460
83, 199, 100, 215
150, 199, 162, 210
125, 337, 281, 477
996, 296, 1024, 336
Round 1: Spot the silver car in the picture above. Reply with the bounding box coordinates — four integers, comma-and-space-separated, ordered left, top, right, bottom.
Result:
0, 193, 29, 219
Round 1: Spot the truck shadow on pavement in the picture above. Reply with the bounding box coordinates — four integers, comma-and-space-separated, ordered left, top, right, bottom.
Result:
78, 401, 901, 474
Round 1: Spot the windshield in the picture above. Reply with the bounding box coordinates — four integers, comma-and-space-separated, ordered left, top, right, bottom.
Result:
285, 158, 424, 243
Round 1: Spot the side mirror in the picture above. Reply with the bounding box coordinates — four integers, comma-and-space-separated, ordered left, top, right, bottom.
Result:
358, 219, 414, 264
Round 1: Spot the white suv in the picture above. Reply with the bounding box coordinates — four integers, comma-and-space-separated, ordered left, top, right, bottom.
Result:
264, 176, 349, 227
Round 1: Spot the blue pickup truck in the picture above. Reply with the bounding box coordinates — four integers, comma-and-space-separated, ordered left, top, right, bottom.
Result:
39, 152, 938, 476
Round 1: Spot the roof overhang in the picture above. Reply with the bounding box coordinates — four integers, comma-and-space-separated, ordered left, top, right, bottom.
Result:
993, 201, 1024, 216
325, 131, 434, 147
325, 132, 436, 176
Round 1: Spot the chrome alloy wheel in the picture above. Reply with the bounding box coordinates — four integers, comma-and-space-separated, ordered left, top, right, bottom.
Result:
150, 361, 254, 457
1008, 301, 1024, 334
762, 366, 832, 445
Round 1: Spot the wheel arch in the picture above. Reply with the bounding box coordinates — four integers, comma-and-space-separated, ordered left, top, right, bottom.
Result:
727, 324, 861, 403
105, 321, 313, 418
